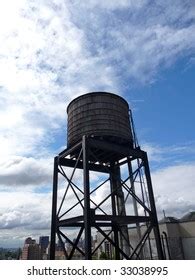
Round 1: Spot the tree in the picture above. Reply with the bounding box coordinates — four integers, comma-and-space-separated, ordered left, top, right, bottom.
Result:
99, 252, 108, 260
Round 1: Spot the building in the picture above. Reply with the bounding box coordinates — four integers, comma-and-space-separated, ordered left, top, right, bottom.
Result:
95, 211, 195, 260
39, 236, 49, 259
21, 237, 41, 260
39, 236, 49, 250
162, 212, 195, 259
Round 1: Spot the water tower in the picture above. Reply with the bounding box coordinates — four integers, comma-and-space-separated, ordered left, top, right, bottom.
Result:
50, 92, 164, 260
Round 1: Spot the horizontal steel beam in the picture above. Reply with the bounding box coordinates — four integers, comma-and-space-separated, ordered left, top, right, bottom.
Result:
58, 216, 84, 226
95, 214, 151, 224
58, 215, 151, 227
59, 157, 110, 173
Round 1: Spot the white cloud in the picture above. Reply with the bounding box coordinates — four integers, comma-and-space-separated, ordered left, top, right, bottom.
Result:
0, 0, 194, 159
141, 142, 195, 164
0, 191, 51, 229
106, 24, 195, 84
152, 163, 195, 218
0, 0, 120, 159
0, 190, 52, 247
0, 156, 52, 188
73, 0, 148, 10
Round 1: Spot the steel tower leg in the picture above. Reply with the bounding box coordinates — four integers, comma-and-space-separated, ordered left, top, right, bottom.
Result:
143, 152, 164, 260
110, 164, 120, 260
50, 156, 58, 260
128, 160, 143, 259
82, 136, 92, 260
112, 163, 130, 258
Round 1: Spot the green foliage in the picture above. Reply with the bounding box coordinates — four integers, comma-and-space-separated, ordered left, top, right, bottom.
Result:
0, 248, 21, 260
99, 251, 108, 260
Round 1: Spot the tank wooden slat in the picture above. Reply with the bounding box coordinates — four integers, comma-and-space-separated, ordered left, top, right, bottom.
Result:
67, 92, 133, 146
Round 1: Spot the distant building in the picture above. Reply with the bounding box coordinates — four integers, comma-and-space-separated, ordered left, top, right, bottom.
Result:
24, 237, 36, 245
55, 250, 66, 260
46, 241, 67, 260
39, 236, 49, 250
21, 237, 41, 260
39, 236, 49, 259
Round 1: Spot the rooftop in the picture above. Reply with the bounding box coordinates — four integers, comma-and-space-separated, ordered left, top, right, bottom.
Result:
159, 211, 195, 224
159, 216, 179, 224
180, 211, 195, 222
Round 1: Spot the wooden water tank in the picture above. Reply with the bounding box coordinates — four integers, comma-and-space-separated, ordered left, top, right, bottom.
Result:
67, 92, 133, 147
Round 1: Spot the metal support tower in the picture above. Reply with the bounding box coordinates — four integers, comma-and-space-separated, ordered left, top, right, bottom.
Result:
50, 135, 164, 260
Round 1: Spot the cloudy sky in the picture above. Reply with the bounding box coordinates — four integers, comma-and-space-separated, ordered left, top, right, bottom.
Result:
0, 0, 195, 248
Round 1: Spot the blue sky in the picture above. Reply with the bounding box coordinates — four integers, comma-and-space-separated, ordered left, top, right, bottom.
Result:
0, 0, 195, 247
133, 58, 195, 147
